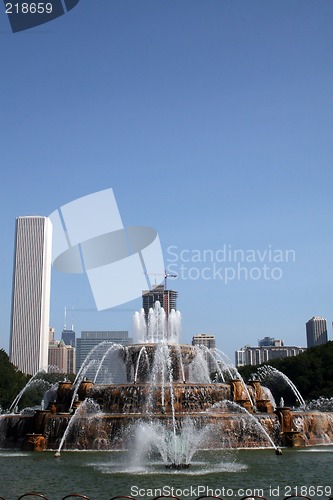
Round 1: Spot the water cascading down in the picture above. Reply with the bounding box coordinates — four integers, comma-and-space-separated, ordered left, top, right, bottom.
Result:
6, 301, 323, 457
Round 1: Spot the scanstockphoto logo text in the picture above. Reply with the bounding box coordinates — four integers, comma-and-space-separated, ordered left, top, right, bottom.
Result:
166, 244, 296, 283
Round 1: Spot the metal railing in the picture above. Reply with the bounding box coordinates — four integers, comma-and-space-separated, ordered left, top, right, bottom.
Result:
109, 497, 138, 500
150, 496, 182, 500
196, 496, 224, 500
283, 497, 313, 500
62, 496, 91, 499
0, 494, 329, 500
17, 495, 49, 499
240, 496, 268, 500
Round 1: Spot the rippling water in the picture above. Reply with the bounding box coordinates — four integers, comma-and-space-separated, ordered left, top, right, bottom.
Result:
0, 447, 332, 500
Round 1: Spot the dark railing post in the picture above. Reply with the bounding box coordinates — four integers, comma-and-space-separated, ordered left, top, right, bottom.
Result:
61, 495, 91, 500
283, 496, 313, 500
17, 494, 49, 500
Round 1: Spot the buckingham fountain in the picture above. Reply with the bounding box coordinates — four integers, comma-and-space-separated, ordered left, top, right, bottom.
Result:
1, 302, 333, 464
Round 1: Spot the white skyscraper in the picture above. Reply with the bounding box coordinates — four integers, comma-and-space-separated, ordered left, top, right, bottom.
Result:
306, 316, 328, 348
10, 216, 52, 375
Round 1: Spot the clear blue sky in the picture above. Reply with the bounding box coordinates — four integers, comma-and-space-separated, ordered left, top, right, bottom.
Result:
1, 1, 332, 361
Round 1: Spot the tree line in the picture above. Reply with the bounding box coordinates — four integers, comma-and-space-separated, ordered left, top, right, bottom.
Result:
0, 349, 73, 412
238, 340, 333, 405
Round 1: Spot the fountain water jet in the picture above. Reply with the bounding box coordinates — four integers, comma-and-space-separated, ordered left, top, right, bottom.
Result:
93, 344, 125, 383
8, 371, 50, 413
255, 365, 306, 407
207, 400, 278, 450
55, 398, 101, 456
131, 419, 210, 469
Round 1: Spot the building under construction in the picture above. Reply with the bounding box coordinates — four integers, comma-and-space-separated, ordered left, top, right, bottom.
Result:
142, 284, 178, 322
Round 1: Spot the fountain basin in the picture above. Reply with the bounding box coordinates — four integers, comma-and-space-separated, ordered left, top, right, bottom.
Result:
2, 376, 333, 452
2, 408, 332, 451
2, 302, 333, 462
2, 325, 333, 456
88, 382, 232, 414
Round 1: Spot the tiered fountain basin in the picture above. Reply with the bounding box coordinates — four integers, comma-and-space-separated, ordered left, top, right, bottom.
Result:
1, 341, 333, 455
3, 299, 333, 464
2, 388, 332, 452
0, 386, 276, 451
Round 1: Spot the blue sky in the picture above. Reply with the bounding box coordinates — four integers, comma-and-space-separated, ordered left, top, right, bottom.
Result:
1, 1, 332, 361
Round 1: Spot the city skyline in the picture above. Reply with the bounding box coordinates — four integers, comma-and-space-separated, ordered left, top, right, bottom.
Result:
3, 207, 332, 367
1, 1, 332, 361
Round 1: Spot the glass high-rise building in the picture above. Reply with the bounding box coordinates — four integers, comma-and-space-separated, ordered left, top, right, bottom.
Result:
306, 316, 328, 348
62, 328, 76, 348
10, 216, 52, 375
76, 331, 133, 383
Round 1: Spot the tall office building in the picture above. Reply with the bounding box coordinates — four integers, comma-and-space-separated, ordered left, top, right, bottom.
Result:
49, 327, 55, 343
61, 328, 76, 348
192, 333, 216, 374
10, 216, 52, 375
48, 339, 76, 374
61, 306, 76, 347
76, 331, 133, 382
306, 317, 328, 348
142, 285, 177, 322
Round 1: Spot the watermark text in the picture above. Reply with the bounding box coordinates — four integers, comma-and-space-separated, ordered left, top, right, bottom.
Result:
166, 244, 296, 283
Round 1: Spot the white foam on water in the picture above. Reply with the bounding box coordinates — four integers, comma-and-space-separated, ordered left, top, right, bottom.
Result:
86, 459, 247, 475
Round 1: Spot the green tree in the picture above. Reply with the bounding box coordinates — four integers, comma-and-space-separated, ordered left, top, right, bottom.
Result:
0, 350, 76, 411
0, 349, 29, 411
238, 341, 333, 404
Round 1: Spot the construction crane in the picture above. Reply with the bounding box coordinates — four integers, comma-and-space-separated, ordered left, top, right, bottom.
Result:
145, 270, 177, 289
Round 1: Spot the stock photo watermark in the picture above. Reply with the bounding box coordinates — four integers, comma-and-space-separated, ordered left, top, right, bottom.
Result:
166, 244, 296, 283
130, 484, 332, 498
4, 0, 80, 33
50, 188, 165, 310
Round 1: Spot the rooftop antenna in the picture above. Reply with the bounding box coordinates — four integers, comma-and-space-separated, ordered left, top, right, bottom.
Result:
71, 305, 74, 331
64, 306, 67, 330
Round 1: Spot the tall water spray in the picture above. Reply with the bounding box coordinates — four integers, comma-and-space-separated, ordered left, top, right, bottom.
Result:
134, 301, 181, 344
